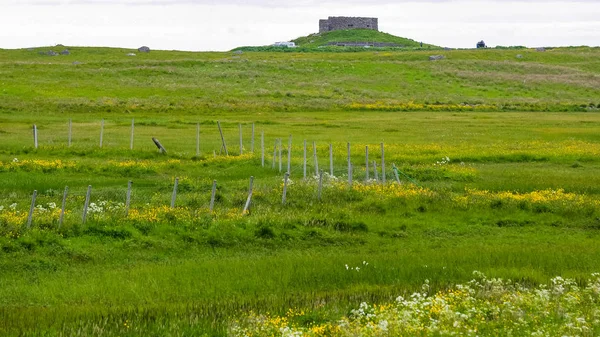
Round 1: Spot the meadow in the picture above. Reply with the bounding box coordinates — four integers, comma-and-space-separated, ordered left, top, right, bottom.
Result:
0, 46, 599, 336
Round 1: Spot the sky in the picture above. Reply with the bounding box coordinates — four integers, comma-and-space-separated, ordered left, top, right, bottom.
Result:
1, 0, 599, 51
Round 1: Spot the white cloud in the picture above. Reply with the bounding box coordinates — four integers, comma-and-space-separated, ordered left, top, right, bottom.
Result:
1, 0, 598, 50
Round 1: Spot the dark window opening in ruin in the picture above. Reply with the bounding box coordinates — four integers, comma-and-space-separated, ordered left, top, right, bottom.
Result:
367, 25, 370, 27
348, 24, 354, 27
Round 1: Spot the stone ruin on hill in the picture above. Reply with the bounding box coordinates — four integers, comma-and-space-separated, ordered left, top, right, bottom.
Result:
319, 16, 378, 33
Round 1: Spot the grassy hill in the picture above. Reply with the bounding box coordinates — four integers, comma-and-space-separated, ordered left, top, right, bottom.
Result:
292, 29, 438, 48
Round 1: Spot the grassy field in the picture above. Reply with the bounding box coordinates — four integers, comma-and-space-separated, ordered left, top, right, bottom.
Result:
0, 46, 599, 336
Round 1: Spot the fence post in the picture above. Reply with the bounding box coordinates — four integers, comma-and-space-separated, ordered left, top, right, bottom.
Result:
59, 186, 68, 229
318, 170, 323, 200
381, 142, 386, 184
287, 135, 292, 174
33, 125, 38, 149
82, 185, 92, 224
261, 130, 265, 167
196, 122, 200, 156
303, 140, 307, 179
251, 123, 255, 153
365, 145, 369, 181
210, 180, 217, 212
217, 121, 228, 156
171, 178, 179, 208
68, 119, 72, 147
313, 141, 319, 175
125, 181, 132, 216
282, 172, 290, 205
26, 190, 37, 229
243, 176, 254, 214
99, 119, 104, 148
130, 118, 135, 150
393, 163, 401, 184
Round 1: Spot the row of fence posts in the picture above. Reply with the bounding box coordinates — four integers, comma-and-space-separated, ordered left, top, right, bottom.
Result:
31, 121, 391, 179
23, 161, 404, 229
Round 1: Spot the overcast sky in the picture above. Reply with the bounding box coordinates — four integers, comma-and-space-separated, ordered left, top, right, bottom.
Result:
1, 0, 598, 51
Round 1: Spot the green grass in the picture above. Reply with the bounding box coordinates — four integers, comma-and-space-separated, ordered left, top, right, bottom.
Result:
0, 47, 599, 336
291, 29, 437, 48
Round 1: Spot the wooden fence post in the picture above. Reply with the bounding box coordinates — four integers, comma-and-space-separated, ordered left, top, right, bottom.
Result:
82, 185, 92, 224
303, 140, 307, 179
287, 135, 292, 174
381, 142, 386, 184
243, 176, 254, 214
33, 125, 38, 149
59, 186, 68, 228
210, 180, 217, 212
130, 118, 135, 150
217, 121, 228, 156
171, 178, 179, 208
282, 172, 290, 205
152, 137, 167, 154
125, 181, 132, 216
26, 190, 37, 229
365, 145, 369, 181
99, 119, 104, 148
272, 141, 277, 169
68, 119, 72, 147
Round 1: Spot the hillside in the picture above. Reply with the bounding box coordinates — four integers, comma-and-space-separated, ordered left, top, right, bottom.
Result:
0, 46, 598, 114
292, 29, 439, 48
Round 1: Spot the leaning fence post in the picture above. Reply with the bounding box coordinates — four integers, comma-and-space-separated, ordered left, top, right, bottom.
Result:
261, 130, 265, 167
318, 170, 324, 200
125, 181, 132, 216
27, 190, 37, 229
303, 140, 307, 179
365, 145, 370, 181
217, 121, 228, 156
381, 143, 386, 184
130, 118, 135, 150
99, 119, 104, 148
82, 185, 92, 224
68, 119, 72, 147
210, 180, 217, 212
33, 125, 38, 149
287, 135, 292, 174
393, 163, 401, 184
243, 176, 254, 214
282, 172, 290, 205
59, 186, 68, 228
313, 141, 319, 175
171, 178, 179, 208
